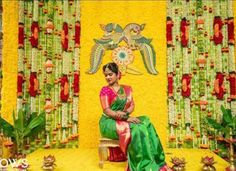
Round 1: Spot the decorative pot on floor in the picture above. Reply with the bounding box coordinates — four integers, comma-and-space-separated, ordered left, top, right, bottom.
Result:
171, 157, 186, 171
42, 155, 56, 171
201, 156, 216, 171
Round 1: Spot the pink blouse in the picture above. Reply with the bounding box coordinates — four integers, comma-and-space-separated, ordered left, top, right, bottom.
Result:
99, 85, 134, 111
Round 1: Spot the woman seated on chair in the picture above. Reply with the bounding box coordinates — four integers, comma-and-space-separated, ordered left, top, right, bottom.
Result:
99, 62, 170, 171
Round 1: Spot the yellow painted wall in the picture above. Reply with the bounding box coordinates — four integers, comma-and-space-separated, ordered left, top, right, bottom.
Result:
1, 1, 236, 149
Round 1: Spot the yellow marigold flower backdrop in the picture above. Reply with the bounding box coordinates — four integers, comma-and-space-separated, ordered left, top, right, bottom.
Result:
1, 1, 236, 149
80, 1, 167, 148
1, 1, 18, 124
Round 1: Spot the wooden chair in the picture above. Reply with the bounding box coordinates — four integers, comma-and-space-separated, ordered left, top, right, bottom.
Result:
98, 137, 119, 169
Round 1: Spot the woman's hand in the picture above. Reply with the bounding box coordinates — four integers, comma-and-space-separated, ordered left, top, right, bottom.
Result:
127, 117, 141, 124
116, 111, 127, 119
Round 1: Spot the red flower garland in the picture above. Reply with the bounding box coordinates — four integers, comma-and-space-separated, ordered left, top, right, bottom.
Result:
73, 71, 80, 96
166, 17, 174, 46
61, 22, 69, 51
29, 72, 38, 97
17, 72, 25, 97
182, 74, 191, 97
214, 72, 225, 100
18, 23, 24, 48
30, 21, 39, 48
213, 16, 223, 45
227, 17, 235, 45
168, 73, 174, 97
75, 21, 81, 48
60, 75, 69, 102
228, 72, 236, 99
180, 18, 189, 47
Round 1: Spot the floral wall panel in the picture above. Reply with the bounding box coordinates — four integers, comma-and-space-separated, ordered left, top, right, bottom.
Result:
167, 0, 235, 158
17, 0, 80, 152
